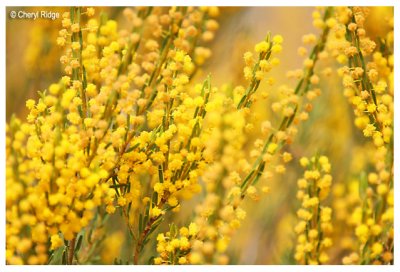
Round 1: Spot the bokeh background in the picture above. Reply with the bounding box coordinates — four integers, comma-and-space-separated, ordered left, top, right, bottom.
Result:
6, 6, 393, 264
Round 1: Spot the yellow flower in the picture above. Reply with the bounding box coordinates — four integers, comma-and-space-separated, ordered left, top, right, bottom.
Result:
371, 242, 383, 258
267, 143, 278, 154
355, 224, 369, 243
254, 41, 270, 53
26, 99, 36, 110
106, 205, 116, 214
188, 222, 199, 236
71, 23, 80, 32
50, 234, 63, 250
272, 34, 284, 44
282, 152, 293, 162
86, 7, 95, 17
299, 157, 309, 167
363, 124, 376, 137
151, 207, 163, 218
271, 44, 282, 53
178, 256, 187, 264
49, 84, 60, 95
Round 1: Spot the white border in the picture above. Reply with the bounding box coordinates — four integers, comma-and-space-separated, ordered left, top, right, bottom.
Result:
1, 1, 398, 272
0, 0, 398, 7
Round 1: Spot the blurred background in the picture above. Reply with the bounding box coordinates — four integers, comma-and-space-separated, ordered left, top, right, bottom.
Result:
6, 6, 393, 264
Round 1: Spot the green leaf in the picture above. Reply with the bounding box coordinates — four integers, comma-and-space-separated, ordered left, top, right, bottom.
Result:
158, 165, 164, 184
70, 7, 74, 21
152, 191, 158, 206
147, 256, 155, 265
79, 31, 84, 53
112, 177, 121, 197
165, 203, 179, 212
82, 65, 87, 90
114, 258, 122, 265
359, 171, 368, 199
240, 169, 255, 190
48, 246, 66, 265
110, 183, 128, 189
374, 198, 383, 218
361, 240, 371, 264
139, 213, 143, 234
75, 234, 83, 253
62, 248, 67, 265
126, 143, 140, 153
88, 227, 94, 244
77, 105, 83, 118
147, 217, 164, 239
144, 202, 150, 225
170, 223, 177, 238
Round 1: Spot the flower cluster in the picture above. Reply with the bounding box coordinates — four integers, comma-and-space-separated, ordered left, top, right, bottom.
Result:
153, 7, 337, 265
153, 223, 200, 265
294, 155, 333, 265
326, 7, 393, 265
6, 6, 219, 265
